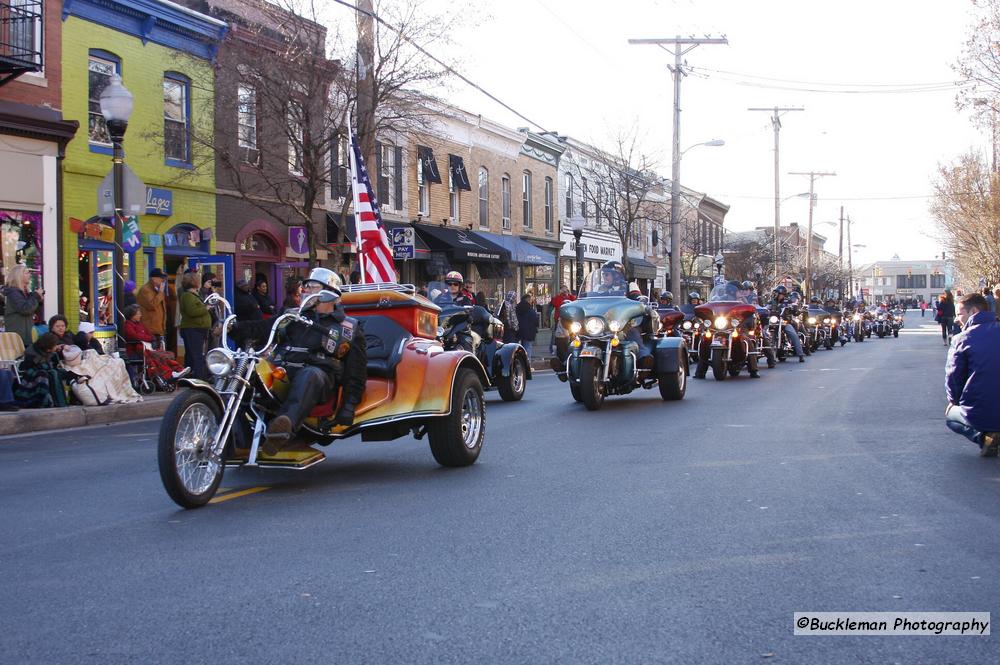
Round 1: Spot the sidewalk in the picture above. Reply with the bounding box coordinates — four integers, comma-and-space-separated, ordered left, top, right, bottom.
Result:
0, 391, 180, 438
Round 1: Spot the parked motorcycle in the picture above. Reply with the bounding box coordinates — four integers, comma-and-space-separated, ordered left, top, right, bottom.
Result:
557, 269, 687, 410
431, 281, 531, 401
158, 285, 489, 509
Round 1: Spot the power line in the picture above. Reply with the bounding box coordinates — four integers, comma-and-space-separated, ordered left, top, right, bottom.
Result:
693, 65, 962, 88
330, 0, 553, 133
689, 67, 967, 94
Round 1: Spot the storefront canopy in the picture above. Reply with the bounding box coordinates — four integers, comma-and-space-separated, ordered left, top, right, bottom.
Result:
473, 230, 556, 266
412, 223, 510, 263
326, 214, 431, 256
627, 256, 659, 280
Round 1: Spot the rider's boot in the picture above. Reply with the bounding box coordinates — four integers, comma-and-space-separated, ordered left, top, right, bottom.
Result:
263, 415, 293, 456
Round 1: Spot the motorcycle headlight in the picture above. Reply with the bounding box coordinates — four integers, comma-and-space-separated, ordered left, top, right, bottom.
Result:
569, 321, 582, 334
823, 318, 831, 324
853, 313, 861, 321
704, 319, 713, 328
731, 318, 740, 328
769, 315, 779, 324
206, 348, 235, 377
584, 317, 606, 336
807, 317, 817, 325
682, 320, 692, 330
609, 319, 623, 332
714, 316, 728, 330
878, 314, 886, 320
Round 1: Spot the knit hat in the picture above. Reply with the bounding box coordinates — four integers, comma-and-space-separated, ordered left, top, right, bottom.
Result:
78, 322, 95, 334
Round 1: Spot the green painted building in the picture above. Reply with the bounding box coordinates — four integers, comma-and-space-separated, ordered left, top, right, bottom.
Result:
60, 0, 226, 343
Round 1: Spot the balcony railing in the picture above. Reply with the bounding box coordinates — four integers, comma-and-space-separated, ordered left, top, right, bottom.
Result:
1, 0, 43, 86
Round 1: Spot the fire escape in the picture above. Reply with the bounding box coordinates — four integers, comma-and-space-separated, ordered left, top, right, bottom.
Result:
1, 0, 42, 87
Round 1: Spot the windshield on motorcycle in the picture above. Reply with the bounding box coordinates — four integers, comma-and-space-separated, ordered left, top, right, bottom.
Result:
428, 281, 454, 307
578, 268, 629, 299
708, 281, 754, 304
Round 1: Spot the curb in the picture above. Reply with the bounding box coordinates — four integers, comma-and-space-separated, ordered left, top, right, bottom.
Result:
0, 391, 183, 438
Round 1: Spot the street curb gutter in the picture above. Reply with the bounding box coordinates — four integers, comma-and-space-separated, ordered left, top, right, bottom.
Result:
0, 391, 183, 438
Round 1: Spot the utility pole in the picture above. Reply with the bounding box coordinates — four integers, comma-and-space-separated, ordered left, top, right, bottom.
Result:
838, 205, 844, 299
356, 0, 376, 170
789, 170, 835, 299
846, 214, 853, 299
748, 106, 803, 285
629, 35, 727, 295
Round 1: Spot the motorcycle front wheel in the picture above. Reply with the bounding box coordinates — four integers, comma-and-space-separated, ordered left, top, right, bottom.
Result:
711, 350, 728, 381
158, 391, 225, 509
579, 358, 605, 410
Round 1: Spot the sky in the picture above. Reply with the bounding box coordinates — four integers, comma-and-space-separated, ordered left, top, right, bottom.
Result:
325, 0, 988, 266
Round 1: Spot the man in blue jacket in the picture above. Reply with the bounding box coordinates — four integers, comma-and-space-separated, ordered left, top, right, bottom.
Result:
945, 293, 1000, 456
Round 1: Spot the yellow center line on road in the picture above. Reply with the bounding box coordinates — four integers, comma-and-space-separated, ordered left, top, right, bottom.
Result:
209, 486, 270, 504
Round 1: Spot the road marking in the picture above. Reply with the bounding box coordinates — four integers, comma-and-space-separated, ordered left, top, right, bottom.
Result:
209, 486, 270, 504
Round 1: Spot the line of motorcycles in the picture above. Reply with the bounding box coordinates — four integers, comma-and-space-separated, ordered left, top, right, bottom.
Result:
667, 293, 906, 382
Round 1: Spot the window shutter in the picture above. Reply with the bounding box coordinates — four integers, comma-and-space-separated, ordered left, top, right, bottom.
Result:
394, 145, 404, 210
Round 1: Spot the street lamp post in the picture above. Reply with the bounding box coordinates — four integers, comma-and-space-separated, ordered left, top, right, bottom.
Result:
570, 216, 586, 292
670, 139, 724, 294
99, 73, 133, 328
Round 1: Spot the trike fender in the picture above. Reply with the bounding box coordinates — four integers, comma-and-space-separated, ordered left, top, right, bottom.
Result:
653, 336, 686, 374
493, 342, 532, 379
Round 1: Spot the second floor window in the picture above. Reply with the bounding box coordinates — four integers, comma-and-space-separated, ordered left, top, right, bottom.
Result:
88, 54, 117, 146
930, 273, 945, 289
501, 174, 511, 231
417, 155, 430, 217
331, 133, 349, 199
449, 165, 460, 223
478, 167, 489, 228
522, 171, 531, 229
544, 177, 553, 232
376, 142, 402, 210
237, 83, 258, 165
565, 173, 574, 218
287, 102, 303, 175
163, 75, 190, 164
580, 177, 589, 219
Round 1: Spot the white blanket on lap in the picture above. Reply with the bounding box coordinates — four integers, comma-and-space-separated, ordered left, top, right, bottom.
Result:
61, 347, 142, 405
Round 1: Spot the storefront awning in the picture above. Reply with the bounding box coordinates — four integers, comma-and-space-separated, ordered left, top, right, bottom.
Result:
326, 214, 431, 256
412, 223, 510, 262
473, 230, 556, 266
628, 256, 659, 280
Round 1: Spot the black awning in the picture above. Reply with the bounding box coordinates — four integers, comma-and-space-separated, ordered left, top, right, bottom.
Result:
326, 214, 430, 255
417, 145, 442, 183
413, 223, 510, 263
449, 154, 472, 191
627, 256, 659, 280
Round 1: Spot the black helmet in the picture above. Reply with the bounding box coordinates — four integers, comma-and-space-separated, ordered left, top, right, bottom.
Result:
741, 280, 754, 290
810, 295, 820, 304
601, 260, 625, 276
659, 290, 674, 303
773, 285, 788, 296
687, 291, 701, 302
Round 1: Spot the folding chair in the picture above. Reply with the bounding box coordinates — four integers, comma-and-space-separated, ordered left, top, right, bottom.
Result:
0, 332, 26, 382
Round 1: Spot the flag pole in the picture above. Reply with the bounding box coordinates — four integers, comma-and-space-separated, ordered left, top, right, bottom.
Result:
347, 116, 366, 284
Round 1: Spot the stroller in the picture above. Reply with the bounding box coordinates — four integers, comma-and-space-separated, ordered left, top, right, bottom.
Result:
118, 334, 177, 395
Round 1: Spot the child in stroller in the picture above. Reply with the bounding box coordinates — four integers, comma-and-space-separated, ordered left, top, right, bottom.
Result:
120, 305, 189, 393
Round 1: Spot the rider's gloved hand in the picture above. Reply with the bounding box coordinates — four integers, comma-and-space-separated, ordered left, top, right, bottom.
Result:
334, 402, 357, 426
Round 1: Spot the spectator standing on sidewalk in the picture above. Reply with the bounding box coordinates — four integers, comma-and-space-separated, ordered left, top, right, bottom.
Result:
945, 293, 1000, 456
549, 284, 576, 352
935, 291, 956, 345
2, 264, 43, 347
920, 300, 928, 317
499, 291, 519, 343
137, 269, 167, 348
178, 272, 211, 380
515, 293, 539, 358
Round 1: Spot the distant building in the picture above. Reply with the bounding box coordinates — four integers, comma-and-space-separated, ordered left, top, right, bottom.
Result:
854, 258, 953, 304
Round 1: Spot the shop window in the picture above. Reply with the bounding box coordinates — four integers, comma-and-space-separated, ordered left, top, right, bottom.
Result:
239, 232, 279, 255
1, 210, 44, 311
77, 246, 115, 327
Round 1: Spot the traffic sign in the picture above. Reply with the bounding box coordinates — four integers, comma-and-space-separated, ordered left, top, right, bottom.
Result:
391, 227, 415, 260
97, 165, 146, 217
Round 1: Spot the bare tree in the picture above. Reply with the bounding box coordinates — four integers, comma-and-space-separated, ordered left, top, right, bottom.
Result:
930, 150, 1000, 288
574, 129, 667, 278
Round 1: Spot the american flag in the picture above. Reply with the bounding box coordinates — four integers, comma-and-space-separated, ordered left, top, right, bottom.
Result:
349, 133, 397, 283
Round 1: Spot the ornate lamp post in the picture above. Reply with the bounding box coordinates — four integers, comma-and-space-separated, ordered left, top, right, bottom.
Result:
570, 215, 585, 291
99, 73, 134, 327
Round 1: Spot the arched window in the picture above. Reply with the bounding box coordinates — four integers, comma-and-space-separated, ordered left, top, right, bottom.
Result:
478, 167, 489, 228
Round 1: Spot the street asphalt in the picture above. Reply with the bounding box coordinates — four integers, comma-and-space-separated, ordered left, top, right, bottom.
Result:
1, 312, 997, 664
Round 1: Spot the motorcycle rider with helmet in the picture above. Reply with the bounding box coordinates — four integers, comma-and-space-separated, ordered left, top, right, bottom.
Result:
769, 285, 806, 362
739, 280, 758, 305
657, 290, 679, 312
232, 268, 368, 455
444, 270, 474, 306
595, 260, 629, 296
824, 297, 843, 344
